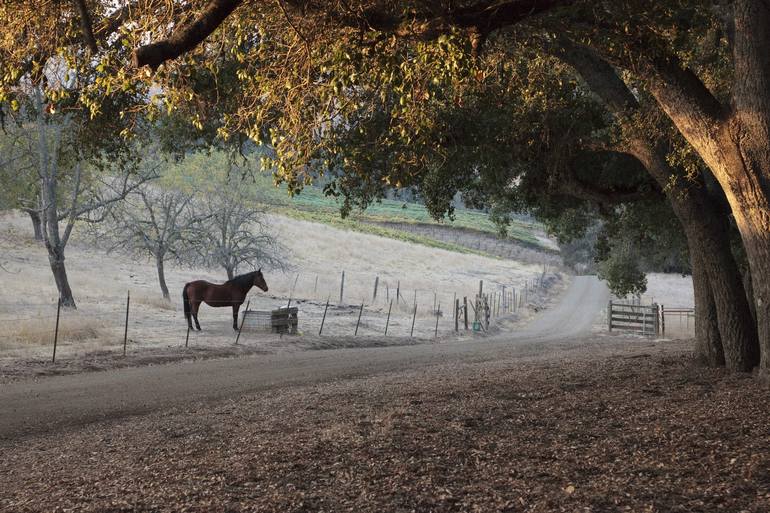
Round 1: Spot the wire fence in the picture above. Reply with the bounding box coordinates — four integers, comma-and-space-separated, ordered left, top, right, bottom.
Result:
0, 269, 559, 363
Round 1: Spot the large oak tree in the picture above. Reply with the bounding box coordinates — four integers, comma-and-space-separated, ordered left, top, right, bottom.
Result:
3, 1, 769, 370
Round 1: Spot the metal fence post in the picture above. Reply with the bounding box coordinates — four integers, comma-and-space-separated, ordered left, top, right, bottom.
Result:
434, 302, 440, 338
235, 300, 250, 344
52, 297, 61, 363
123, 291, 130, 356
319, 296, 330, 335
385, 299, 393, 335
355, 302, 364, 336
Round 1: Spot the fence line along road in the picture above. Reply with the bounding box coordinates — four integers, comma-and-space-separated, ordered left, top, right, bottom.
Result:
1, 271, 554, 363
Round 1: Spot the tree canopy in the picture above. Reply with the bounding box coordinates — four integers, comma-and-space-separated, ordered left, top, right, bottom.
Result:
4, 0, 770, 372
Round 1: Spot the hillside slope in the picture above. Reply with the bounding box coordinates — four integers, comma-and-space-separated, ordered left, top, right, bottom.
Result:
0, 211, 559, 360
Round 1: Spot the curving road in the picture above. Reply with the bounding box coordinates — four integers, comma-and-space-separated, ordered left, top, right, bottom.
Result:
0, 276, 609, 440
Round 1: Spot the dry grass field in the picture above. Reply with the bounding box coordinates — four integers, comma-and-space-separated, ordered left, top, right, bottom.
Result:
0, 211, 556, 361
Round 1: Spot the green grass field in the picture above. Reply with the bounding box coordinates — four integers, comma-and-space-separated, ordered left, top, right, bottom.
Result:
252, 173, 549, 251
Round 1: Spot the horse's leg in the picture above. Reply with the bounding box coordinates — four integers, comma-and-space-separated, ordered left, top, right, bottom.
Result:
192, 300, 202, 331
183, 286, 194, 330
232, 304, 240, 331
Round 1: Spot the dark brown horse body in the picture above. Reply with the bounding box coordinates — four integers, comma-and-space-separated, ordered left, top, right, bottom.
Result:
183, 270, 269, 331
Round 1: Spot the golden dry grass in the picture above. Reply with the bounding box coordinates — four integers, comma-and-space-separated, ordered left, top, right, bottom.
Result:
0, 314, 109, 350
132, 294, 177, 311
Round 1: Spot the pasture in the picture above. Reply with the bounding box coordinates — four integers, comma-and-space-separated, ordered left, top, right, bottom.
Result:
0, 210, 560, 368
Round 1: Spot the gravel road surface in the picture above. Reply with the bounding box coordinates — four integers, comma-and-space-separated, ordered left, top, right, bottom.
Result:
0, 276, 609, 440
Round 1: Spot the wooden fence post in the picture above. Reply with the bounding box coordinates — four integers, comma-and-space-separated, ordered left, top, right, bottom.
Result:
52, 297, 61, 363
319, 296, 330, 335
660, 305, 666, 336
123, 290, 130, 356
455, 298, 459, 332
396, 281, 400, 304
385, 299, 393, 335
607, 301, 613, 332
479, 280, 483, 297
340, 271, 345, 304
410, 303, 417, 337
463, 296, 468, 329
235, 300, 250, 344
373, 276, 379, 301
355, 302, 364, 336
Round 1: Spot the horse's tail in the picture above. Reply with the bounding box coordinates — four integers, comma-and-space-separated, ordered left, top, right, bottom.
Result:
182, 283, 191, 321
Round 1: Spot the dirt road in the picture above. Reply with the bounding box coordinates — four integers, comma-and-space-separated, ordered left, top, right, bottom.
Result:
0, 275, 609, 440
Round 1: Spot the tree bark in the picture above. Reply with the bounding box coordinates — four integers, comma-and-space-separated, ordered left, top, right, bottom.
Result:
156, 254, 170, 300
691, 250, 725, 366
630, 141, 760, 370
620, 1, 770, 370
552, 38, 759, 369
26, 209, 43, 241
226, 265, 234, 281
48, 246, 76, 308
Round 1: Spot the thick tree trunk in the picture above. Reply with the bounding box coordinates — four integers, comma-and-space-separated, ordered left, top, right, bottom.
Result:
641, 111, 770, 370
742, 266, 757, 324
690, 250, 725, 366
729, 0, 770, 370
27, 209, 43, 241
632, 142, 759, 370
552, 39, 759, 370
48, 247, 76, 308
630, 0, 770, 370
156, 255, 170, 300
225, 266, 235, 281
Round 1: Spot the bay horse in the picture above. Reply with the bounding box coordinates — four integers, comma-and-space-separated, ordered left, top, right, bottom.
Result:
182, 269, 269, 331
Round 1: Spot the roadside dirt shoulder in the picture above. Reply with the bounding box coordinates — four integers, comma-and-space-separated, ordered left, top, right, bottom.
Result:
3, 337, 767, 513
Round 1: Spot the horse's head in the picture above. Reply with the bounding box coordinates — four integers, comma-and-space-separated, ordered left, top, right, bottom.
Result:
253, 268, 268, 292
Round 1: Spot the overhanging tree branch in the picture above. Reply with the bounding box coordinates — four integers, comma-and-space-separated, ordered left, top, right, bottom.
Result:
132, 0, 243, 69
131, 0, 572, 69
72, 0, 98, 53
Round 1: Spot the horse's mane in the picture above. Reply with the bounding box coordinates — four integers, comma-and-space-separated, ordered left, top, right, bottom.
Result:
227, 271, 258, 289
